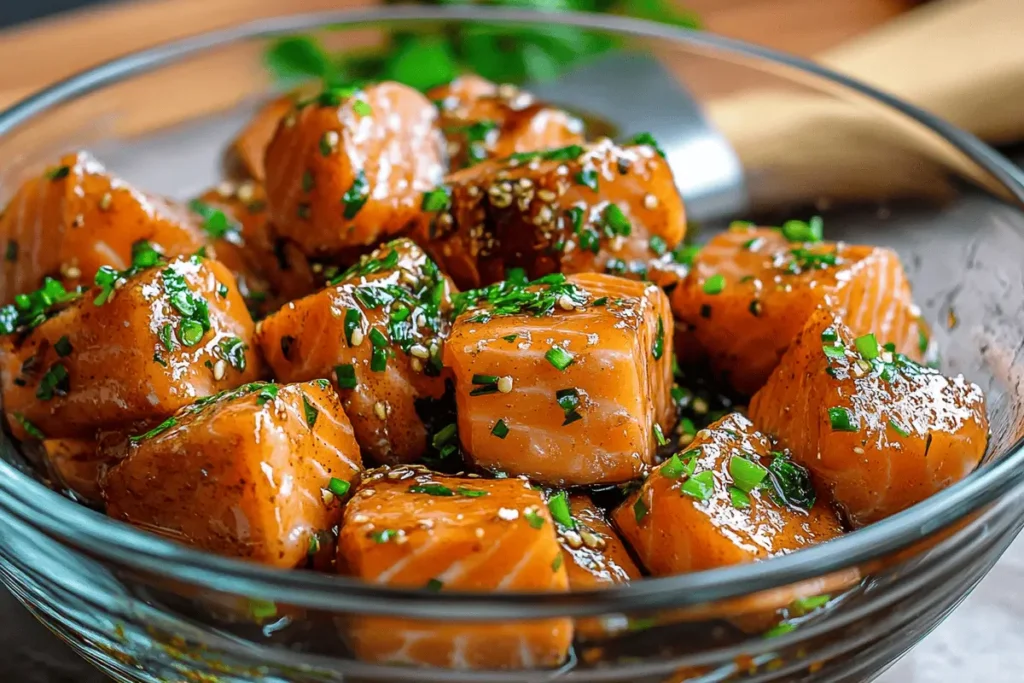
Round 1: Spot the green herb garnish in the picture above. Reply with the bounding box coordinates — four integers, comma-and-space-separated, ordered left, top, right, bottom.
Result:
547, 491, 575, 529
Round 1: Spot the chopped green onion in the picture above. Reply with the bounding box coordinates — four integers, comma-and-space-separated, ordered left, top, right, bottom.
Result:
344, 308, 361, 346
653, 423, 669, 447
823, 344, 845, 360
821, 327, 839, 343
370, 346, 388, 372
421, 185, 451, 212
255, 384, 279, 406
5, 240, 18, 262
854, 333, 880, 361
551, 554, 564, 572
328, 477, 350, 497
652, 317, 665, 360
342, 170, 370, 219
335, 364, 357, 390
302, 394, 319, 428
456, 486, 488, 498
36, 363, 69, 401
54, 336, 72, 357
545, 346, 575, 371
425, 578, 443, 592
408, 483, 455, 496
575, 168, 599, 192
431, 423, 458, 450
13, 413, 45, 439
633, 497, 649, 523
371, 529, 399, 543
703, 274, 726, 295
45, 165, 70, 181
672, 244, 700, 266
648, 235, 667, 256
368, 328, 388, 348
888, 419, 911, 437
352, 99, 372, 116
602, 204, 631, 237
547, 491, 575, 529
828, 407, 858, 432
791, 594, 830, 614
730, 487, 751, 509
680, 470, 715, 501
555, 388, 583, 426
729, 455, 769, 492
491, 419, 509, 439
524, 510, 545, 529
781, 217, 823, 243
660, 454, 686, 479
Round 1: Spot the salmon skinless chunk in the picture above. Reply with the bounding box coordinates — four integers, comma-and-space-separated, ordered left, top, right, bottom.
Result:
412, 137, 686, 290
338, 465, 572, 669
749, 307, 988, 527
0, 151, 208, 306
103, 381, 361, 568
427, 75, 585, 170
613, 412, 843, 575
265, 83, 445, 257
671, 224, 928, 395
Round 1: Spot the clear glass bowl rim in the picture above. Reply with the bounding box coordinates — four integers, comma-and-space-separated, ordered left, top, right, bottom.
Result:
1, 5, 1024, 620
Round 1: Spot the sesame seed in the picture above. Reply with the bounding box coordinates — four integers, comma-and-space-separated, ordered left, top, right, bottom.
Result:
579, 529, 607, 550
352, 514, 369, 524
497, 376, 513, 394
643, 194, 658, 209
557, 295, 575, 311
537, 189, 557, 202
321, 489, 336, 506
854, 446, 865, 455
325, 130, 340, 147
409, 344, 430, 359
213, 359, 227, 381
350, 329, 364, 347
692, 398, 709, 415
283, 113, 297, 128
98, 193, 112, 211
517, 178, 534, 189
237, 182, 255, 203
374, 401, 388, 420
497, 507, 519, 521
475, 528, 485, 538
410, 358, 424, 372
216, 181, 235, 198
562, 530, 583, 549
71, 214, 84, 228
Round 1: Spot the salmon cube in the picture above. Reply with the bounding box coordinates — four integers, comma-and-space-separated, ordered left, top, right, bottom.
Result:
749, 307, 988, 527
671, 224, 927, 394
0, 253, 263, 441
338, 465, 572, 669
443, 272, 674, 486
265, 83, 445, 256
41, 438, 103, 505
103, 381, 361, 567
551, 493, 641, 639
412, 138, 686, 290
613, 413, 843, 575
428, 75, 584, 169
0, 151, 207, 306
229, 90, 312, 182
257, 239, 452, 465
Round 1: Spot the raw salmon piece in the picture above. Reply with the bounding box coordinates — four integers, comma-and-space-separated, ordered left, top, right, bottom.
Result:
671, 225, 926, 395
444, 272, 674, 486
258, 238, 452, 465
613, 412, 843, 575
411, 138, 686, 290
0, 254, 263, 441
428, 75, 584, 169
0, 151, 208, 306
229, 90, 314, 181
749, 307, 988, 527
265, 83, 445, 257
103, 381, 361, 568
41, 438, 104, 505
552, 493, 641, 640
338, 465, 572, 669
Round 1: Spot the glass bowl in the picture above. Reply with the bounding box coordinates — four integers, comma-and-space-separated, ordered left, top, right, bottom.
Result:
1, 7, 1024, 682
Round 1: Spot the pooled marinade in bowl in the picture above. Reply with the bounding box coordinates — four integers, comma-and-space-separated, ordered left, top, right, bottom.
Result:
0, 76, 990, 670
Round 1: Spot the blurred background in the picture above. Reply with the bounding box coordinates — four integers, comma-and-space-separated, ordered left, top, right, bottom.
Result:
0, 0, 1022, 682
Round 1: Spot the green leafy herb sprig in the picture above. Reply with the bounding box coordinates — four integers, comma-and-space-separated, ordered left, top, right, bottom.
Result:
264, 1, 699, 92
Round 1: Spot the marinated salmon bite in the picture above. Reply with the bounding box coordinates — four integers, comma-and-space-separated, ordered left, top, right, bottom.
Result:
103, 381, 361, 568
444, 272, 674, 486
428, 74, 585, 170
551, 492, 642, 640
412, 137, 686, 290
0, 151, 208, 306
0, 251, 262, 441
0, 74, 997, 668
265, 82, 446, 256
672, 224, 926, 395
613, 412, 843, 574
258, 238, 453, 465
338, 465, 572, 669
749, 307, 988, 527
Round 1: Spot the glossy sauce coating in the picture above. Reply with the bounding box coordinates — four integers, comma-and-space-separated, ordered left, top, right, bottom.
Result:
41, 438, 104, 505
557, 494, 642, 640
412, 138, 686, 290
230, 93, 306, 182
613, 413, 843, 574
103, 381, 361, 567
749, 307, 988, 527
444, 273, 674, 486
0, 256, 262, 440
0, 151, 207, 306
672, 226, 925, 394
258, 239, 452, 464
265, 83, 445, 256
339, 465, 572, 669
428, 75, 584, 170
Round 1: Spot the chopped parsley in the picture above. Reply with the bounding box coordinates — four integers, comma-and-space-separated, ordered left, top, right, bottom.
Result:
371, 529, 400, 543
352, 99, 373, 116
189, 200, 241, 242
628, 132, 666, 158
129, 416, 178, 443
506, 144, 584, 164
552, 554, 564, 572
766, 452, 816, 509
255, 384, 279, 406
602, 204, 631, 237
13, 413, 45, 439
0, 278, 84, 335
217, 336, 247, 371
35, 363, 69, 400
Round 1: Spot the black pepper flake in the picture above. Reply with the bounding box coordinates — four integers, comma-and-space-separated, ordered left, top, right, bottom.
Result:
5, 240, 18, 262
700, 304, 712, 319
748, 300, 762, 317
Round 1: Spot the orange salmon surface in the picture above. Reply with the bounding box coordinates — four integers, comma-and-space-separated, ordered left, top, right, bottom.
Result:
749, 307, 988, 527
103, 381, 361, 567
444, 272, 674, 486
338, 465, 572, 669
671, 225, 926, 395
